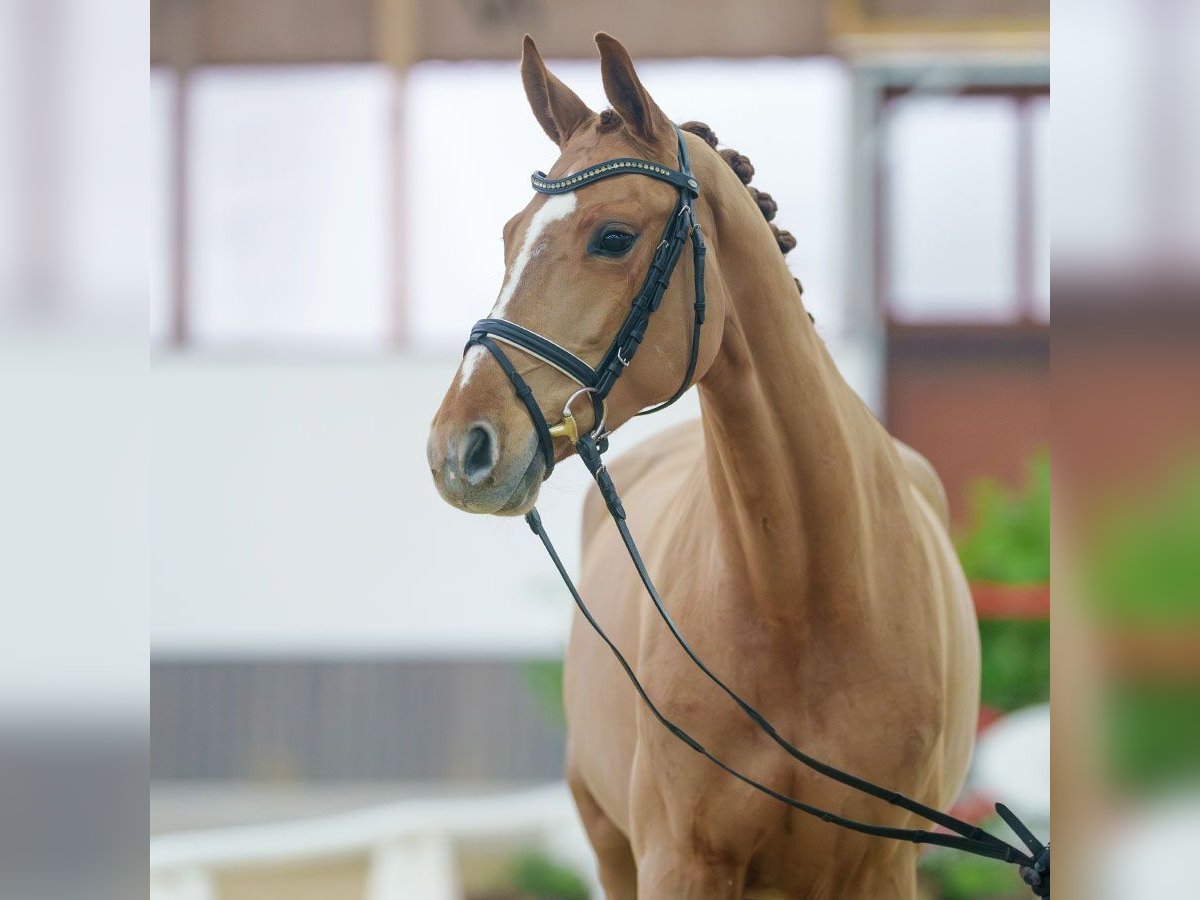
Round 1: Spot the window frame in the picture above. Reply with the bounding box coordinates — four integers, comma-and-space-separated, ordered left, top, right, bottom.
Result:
152, 62, 405, 352
876, 83, 1050, 332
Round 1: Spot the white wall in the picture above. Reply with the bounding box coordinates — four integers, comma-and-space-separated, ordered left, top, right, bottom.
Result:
150, 344, 872, 658
150, 353, 686, 658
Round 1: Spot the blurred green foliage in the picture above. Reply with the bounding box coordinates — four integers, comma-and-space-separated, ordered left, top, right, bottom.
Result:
521, 659, 566, 730
955, 451, 1051, 712
923, 454, 1052, 897
1088, 461, 1200, 791
957, 451, 1051, 585
977, 619, 1050, 710
509, 851, 589, 900
1088, 462, 1200, 623
1106, 681, 1200, 790
918, 841, 1028, 900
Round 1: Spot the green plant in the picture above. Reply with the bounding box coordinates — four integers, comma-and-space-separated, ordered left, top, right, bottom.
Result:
521, 660, 566, 730
1105, 680, 1200, 790
1087, 462, 1200, 623
956, 451, 1051, 712
509, 851, 589, 900
1082, 460, 1200, 790
957, 450, 1051, 585
919, 844, 1028, 900
977, 619, 1050, 710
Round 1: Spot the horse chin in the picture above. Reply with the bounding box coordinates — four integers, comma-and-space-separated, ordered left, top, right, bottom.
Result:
491, 452, 545, 517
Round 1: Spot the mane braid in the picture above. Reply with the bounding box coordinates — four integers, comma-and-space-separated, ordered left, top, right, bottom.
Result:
681, 121, 798, 258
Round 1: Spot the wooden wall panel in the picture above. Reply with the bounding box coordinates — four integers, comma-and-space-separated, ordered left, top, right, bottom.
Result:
151, 0, 1050, 67
863, 0, 1047, 22
885, 328, 1049, 527
1055, 292, 1200, 517
417, 0, 828, 61
152, 0, 386, 66
151, 0, 827, 66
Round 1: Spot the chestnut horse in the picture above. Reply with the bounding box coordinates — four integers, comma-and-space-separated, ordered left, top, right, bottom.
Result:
428, 34, 979, 899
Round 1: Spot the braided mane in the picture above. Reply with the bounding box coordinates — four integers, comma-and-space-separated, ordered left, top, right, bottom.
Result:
596, 112, 805, 301
680, 121, 798, 260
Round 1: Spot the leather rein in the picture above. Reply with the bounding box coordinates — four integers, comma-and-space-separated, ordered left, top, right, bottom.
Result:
461, 125, 1049, 896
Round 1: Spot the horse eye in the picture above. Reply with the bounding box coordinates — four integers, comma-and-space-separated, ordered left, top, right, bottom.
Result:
594, 229, 637, 257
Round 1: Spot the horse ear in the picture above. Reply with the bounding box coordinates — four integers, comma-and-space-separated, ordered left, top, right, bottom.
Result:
521, 35, 594, 148
595, 33, 670, 144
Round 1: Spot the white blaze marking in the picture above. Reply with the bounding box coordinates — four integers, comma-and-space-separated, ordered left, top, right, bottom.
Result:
493, 190, 577, 317
459, 343, 489, 387
461, 187, 577, 387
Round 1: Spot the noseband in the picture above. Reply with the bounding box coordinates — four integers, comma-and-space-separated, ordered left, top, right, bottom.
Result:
460, 125, 1049, 896
466, 125, 705, 478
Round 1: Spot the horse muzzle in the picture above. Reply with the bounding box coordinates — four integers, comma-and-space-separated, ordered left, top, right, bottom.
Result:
427, 419, 544, 515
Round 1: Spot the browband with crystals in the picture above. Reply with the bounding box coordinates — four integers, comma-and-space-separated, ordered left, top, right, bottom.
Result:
532, 158, 699, 197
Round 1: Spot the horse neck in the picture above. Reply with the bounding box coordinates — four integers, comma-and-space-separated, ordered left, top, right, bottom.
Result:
695, 190, 897, 614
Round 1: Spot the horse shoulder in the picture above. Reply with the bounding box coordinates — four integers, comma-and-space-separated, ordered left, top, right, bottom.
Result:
890, 438, 978, 808
891, 438, 950, 528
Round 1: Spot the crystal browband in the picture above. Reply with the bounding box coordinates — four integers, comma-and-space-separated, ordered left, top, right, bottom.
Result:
531, 158, 700, 196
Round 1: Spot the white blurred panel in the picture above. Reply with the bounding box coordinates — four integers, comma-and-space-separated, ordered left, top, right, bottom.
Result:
0, 0, 17, 301
1174, 0, 1200, 264
1, 0, 150, 319
1031, 96, 1050, 319
189, 67, 393, 346
1052, 0, 1151, 268
405, 58, 850, 348
58, 0, 149, 317
1098, 796, 1200, 900
149, 355, 702, 656
149, 69, 174, 343
1, 339, 147, 716
970, 704, 1050, 830
886, 95, 1018, 322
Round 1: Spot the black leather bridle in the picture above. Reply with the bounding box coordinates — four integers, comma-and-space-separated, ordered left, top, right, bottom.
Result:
461, 125, 1049, 897
467, 125, 705, 479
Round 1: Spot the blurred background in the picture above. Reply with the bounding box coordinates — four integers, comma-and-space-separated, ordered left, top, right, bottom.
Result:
142, 2, 1053, 897
6, 0, 1199, 897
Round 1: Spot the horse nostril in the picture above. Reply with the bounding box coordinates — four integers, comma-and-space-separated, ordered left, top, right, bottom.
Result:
461, 425, 497, 484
